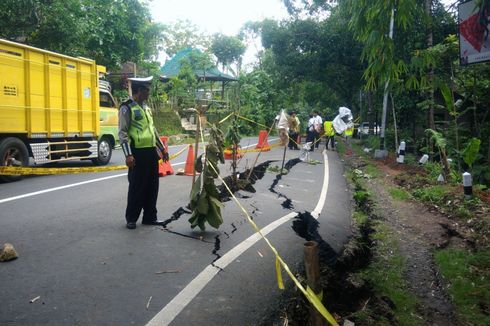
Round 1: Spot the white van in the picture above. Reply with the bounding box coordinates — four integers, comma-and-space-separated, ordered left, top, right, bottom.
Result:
358, 122, 380, 136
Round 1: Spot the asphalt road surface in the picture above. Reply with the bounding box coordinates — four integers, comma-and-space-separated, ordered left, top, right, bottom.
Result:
0, 137, 352, 325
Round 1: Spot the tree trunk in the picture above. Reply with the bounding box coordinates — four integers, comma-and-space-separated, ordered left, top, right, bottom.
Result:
368, 91, 374, 135
391, 94, 398, 152
426, 0, 436, 157
487, 135, 490, 163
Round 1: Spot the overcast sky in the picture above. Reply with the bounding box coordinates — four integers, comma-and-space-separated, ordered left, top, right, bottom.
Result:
149, 0, 457, 66
149, 0, 288, 66
150, 0, 289, 36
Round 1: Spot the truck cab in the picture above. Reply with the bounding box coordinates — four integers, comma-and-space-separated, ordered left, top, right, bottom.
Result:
94, 78, 119, 165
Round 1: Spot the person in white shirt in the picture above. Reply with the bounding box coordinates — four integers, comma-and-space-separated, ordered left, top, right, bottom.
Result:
312, 111, 323, 149
306, 113, 315, 151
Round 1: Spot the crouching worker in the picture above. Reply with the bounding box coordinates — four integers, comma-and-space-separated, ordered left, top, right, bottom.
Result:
118, 76, 169, 230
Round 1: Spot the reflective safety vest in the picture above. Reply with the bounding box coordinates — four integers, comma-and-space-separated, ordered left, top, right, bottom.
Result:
128, 101, 156, 148
323, 121, 335, 136
345, 127, 354, 137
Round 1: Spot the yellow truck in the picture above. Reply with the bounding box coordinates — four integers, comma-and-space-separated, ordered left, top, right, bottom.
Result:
0, 38, 119, 182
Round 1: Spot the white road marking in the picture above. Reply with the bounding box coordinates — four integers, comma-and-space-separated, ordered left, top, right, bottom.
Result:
0, 161, 185, 204
0, 139, 278, 204
147, 150, 330, 326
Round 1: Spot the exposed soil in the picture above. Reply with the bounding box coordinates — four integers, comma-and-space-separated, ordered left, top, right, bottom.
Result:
359, 161, 460, 324
261, 144, 489, 326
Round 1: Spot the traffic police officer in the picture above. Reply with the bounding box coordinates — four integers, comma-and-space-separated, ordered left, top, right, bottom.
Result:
118, 76, 168, 229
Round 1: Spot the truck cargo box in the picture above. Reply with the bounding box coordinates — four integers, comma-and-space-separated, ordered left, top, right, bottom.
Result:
0, 39, 100, 138
0, 39, 119, 182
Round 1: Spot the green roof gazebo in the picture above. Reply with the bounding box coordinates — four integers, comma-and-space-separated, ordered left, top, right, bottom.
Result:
160, 48, 237, 122
160, 48, 237, 85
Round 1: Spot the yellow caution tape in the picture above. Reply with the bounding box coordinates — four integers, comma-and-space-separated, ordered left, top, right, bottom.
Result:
207, 160, 339, 326
169, 145, 189, 160
223, 142, 283, 156
235, 114, 271, 130
0, 165, 127, 175
0, 145, 190, 176
307, 286, 324, 300
276, 256, 285, 290
218, 112, 234, 125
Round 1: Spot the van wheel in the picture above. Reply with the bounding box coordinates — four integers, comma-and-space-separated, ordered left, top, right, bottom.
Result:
0, 137, 29, 183
92, 137, 112, 166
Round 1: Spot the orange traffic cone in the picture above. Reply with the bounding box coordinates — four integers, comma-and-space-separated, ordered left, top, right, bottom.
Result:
224, 145, 243, 160
255, 130, 271, 151
158, 136, 174, 177
184, 144, 195, 176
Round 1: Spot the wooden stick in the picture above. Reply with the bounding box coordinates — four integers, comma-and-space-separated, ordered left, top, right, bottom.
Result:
146, 296, 152, 310
304, 241, 325, 326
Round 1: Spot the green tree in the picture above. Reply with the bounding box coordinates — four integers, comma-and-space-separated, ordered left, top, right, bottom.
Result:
0, 0, 163, 70
160, 20, 210, 59
258, 8, 364, 114
210, 33, 246, 75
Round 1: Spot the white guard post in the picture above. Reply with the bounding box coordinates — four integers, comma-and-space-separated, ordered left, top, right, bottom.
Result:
396, 141, 406, 163
419, 154, 429, 165
463, 172, 473, 199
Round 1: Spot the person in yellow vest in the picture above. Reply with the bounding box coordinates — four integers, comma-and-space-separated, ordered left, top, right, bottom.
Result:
323, 120, 336, 150
118, 77, 168, 230
345, 126, 354, 138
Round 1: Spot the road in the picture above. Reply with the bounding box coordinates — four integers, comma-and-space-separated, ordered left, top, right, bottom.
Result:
0, 137, 352, 325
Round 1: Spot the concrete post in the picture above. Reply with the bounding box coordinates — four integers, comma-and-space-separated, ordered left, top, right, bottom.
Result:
463, 172, 473, 199
419, 154, 429, 165
396, 141, 406, 163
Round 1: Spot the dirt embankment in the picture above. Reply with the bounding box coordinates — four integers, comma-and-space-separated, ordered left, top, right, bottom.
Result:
262, 146, 489, 325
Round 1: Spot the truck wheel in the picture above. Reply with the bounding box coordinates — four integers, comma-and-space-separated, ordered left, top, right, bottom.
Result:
0, 137, 29, 183
92, 137, 112, 166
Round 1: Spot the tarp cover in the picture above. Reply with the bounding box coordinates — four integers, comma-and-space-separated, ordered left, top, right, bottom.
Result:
332, 106, 353, 134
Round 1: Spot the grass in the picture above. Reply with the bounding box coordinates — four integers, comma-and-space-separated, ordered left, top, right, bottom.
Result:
363, 162, 382, 178
354, 190, 370, 207
354, 222, 422, 326
435, 247, 490, 326
352, 211, 368, 225
346, 136, 489, 325
336, 138, 347, 155
348, 160, 421, 326
412, 185, 451, 205
388, 187, 411, 201
153, 110, 184, 136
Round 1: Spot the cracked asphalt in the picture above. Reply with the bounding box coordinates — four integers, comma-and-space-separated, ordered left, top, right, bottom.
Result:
0, 138, 351, 325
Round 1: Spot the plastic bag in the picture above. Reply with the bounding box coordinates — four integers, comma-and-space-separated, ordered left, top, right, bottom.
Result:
299, 142, 312, 162
332, 106, 353, 134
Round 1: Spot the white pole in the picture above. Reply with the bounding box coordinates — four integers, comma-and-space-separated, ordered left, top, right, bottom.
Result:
419, 154, 429, 165
379, 8, 395, 151
463, 172, 473, 199
396, 141, 406, 163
